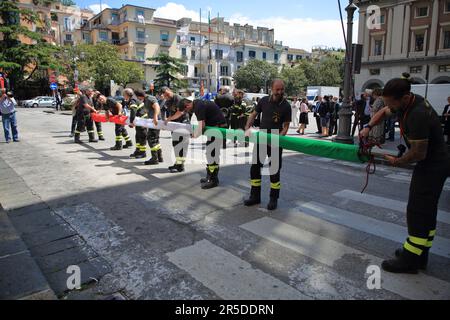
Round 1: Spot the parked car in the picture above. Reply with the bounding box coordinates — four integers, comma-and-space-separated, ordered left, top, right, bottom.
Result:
24, 96, 56, 108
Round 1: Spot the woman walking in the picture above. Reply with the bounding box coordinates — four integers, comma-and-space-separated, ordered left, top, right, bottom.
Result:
297, 98, 309, 135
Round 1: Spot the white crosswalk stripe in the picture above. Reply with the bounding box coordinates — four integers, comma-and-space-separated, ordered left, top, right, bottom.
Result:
240, 217, 450, 300
385, 173, 450, 191
333, 190, 450, 225
167, 240, 310, 300
295, 202, 450, 259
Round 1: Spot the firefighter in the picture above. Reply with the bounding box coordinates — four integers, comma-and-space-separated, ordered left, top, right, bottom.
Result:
175, 96, 227, 189
96, 94, 131, 150
106, 89, 133, 151
74, 88, 98, 144
129, 89, 148, 159
231, 89, 253, 147
215, 86, 234, 128
142, 90, 163, 165
360, 73, 450, 274
92, 91, 105, 141
161, 87, 190, 173
244, 80, 292, 211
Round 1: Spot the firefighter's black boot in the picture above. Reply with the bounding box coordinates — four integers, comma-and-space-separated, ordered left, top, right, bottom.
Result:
98, 132, 105, 141
202, 167, 219, 190
74, 133, 82, 144
267, 197, 278, 211
169, 163, 185, 173
130, 149, 139, 158
395, 248, 429, 270
135, 151, 146, 159
200, 168, 211, 183
123, 140, 133, 149
382, 250, 421, 274
88, 132, 98, 143
244, 187, 261, 207
157, 149, 164, 163
144, 151, 159, 165
110, 141, 122, 151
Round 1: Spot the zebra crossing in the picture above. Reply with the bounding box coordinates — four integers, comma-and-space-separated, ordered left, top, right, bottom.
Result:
56, 185, 450, 300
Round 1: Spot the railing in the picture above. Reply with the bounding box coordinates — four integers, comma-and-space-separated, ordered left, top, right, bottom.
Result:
160, 40, 171, 47
112, 39, 120, 45
63, 40, 74, 46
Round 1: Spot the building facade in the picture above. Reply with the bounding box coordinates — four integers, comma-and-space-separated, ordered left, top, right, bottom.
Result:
355, 0, 450, 92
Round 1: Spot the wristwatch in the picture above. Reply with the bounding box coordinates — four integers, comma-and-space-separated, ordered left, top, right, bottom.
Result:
364, 124, 373, 130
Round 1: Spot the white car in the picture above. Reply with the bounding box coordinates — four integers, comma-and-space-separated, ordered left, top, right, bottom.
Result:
24, 96, 56, 108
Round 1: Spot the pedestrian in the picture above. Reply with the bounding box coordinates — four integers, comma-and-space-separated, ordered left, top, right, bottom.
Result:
352, 92, 373, 136
368, 88, 385, 145
244, 79, 292, 211
291, 97, 300, 128
360, 73, 450, 274
74, 88, 98, 144
443, 97, 450, 145
319, 95, 332, 137
161, 87, 190, 173
69, 91, 81, 137
329, 97, 340, 136
0, 89, 19, 143
297, 98, 309, 135
313, 96, 323, 134
174, 96, 227, 189
215, 86, 234, 128
55, 91, 62, 111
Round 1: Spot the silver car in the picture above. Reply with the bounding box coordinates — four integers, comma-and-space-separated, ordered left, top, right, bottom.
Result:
25, 96, 56, 108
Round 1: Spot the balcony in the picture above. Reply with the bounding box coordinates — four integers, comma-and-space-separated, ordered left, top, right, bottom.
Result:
160, 40, 171, 47
63, 40, 74, 46
112, 39, 120, 45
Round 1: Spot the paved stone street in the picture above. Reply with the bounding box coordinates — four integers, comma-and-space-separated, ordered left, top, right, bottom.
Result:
0, 108, 449, 300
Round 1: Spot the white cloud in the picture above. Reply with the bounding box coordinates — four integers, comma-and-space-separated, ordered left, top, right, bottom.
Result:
154, 2, 200, 21
229, 13, 359, 51
89, 3, 111, 14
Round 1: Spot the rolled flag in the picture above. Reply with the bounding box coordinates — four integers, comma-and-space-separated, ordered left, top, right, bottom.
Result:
91, 113, 108, 123
109, 115, 129, 126
134, 117, 193, 134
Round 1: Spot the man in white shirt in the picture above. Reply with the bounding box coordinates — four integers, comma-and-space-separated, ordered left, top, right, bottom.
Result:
0, 89, 19, 143
291, 97, 300, 128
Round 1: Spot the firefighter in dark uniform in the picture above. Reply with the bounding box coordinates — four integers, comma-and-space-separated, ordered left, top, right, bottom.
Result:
129, 89, 148, 159
143, 92, 163, 165
244, 80, 292, 211
215, 87, 234, 128
161, 87, 190, 173
92, 91, 105, 141
176, 96, 227, 189
74, 88, 98, 144
230, 89, 253, 147
361, 73, 450, 274
103, 90, 133, 151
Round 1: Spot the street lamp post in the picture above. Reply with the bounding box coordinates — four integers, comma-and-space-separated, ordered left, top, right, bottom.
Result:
334, 0, 358, 145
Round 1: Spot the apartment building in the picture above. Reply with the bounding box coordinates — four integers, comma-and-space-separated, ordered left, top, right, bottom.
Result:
355, 0, 450, 91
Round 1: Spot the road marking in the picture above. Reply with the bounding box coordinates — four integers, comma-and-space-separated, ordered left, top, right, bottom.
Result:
167, 239, 310, 300
385, 174, 450, 191
296, 202, 450, 259
334, 190, 450, 225
241, 218, 450, 300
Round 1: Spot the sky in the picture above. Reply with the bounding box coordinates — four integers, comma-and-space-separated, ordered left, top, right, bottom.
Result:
74, 0, 360, 51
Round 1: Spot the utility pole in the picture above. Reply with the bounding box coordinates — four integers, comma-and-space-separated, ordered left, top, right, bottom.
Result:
334, 0, 357, 145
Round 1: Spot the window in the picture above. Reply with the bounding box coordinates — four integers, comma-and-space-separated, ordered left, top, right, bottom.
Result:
136, 28, 145, 41
446, 1, 450, 13
296, 55, 302, 61
410, 66, 423, 74
65, 34, 72, 41
377, 15, 385, 25
191, 50, 196, 59
416, 7, 428, 17
237, 51, 243, 62
444, 31, 450, 49
64, 17, 72, 31
194, 67, 198, 77
182, 48, 187, 57
274, 53, 279, 61
123, 27, 128, 39
374, 39, 383, 56
177, 35, 181, 43
439, 64, 450, 72
287, 54, 293, 61
369, 69, 380, 75
220, 66, 229, 76
99, 31, 108, 42
51, 13, 58, 22
81, 19, 88, 27
111, 13, 119, 24
181, 65, 188, 76
208, 64, 212, 73
415, 33, 425, 52
160, 31, 169, 42
136, 48, 145, 61
190, 36, 196, 43
262, 52, 267, 60
221, 78, 230, 86
136, 9, 144, 20
249, 51, 256, 59
215, 49, 223, 60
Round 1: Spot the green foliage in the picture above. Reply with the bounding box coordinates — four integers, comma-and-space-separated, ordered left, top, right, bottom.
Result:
233, 59, 278, 93
279, 65, 308, 96
147, 53, 187, 90
56, 42, 144, 93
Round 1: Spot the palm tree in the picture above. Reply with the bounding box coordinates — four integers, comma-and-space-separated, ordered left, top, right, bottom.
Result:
147, 53, 187, 90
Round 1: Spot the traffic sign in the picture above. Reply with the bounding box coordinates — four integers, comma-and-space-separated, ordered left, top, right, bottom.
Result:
50, 83, 58, 90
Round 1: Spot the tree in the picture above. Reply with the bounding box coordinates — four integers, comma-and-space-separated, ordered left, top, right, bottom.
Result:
233, 59, 278, 93
0, 0, 61, 90
57, 42, 144, 94
315, 56, 344, 87
147, 53, 187, 90
279, 65, 308, 96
